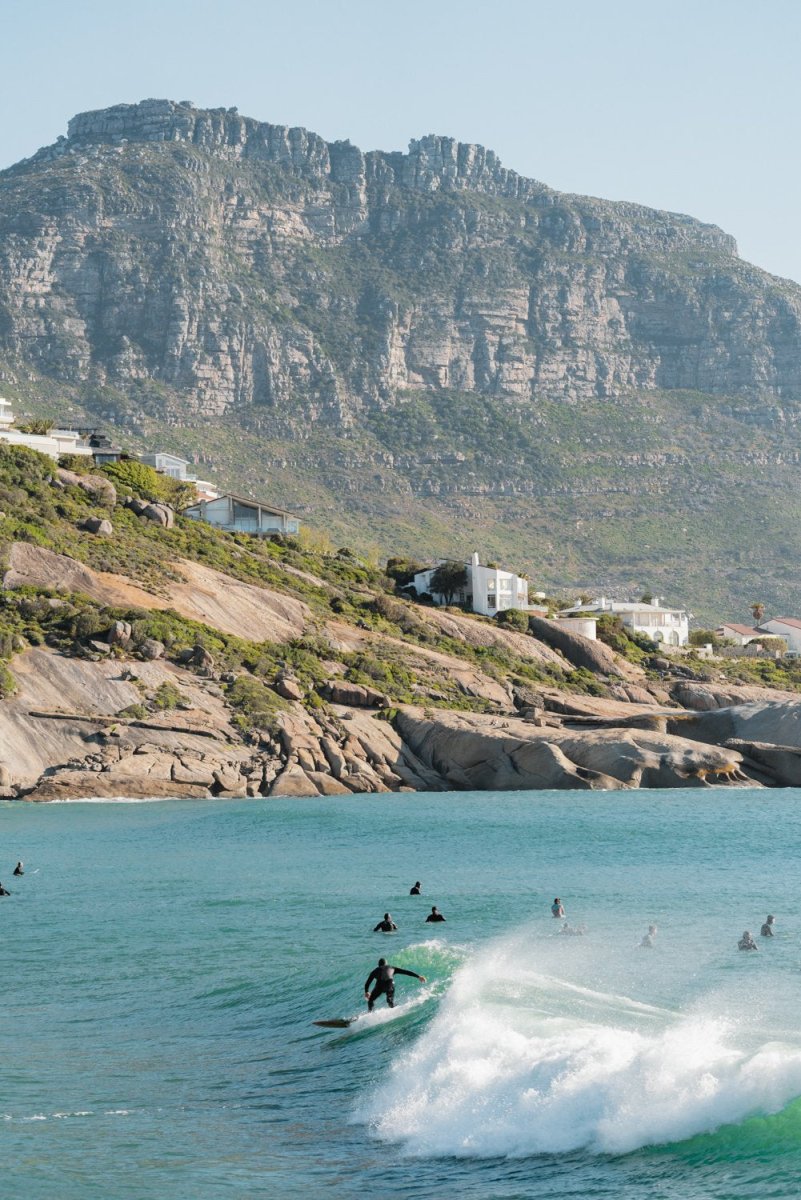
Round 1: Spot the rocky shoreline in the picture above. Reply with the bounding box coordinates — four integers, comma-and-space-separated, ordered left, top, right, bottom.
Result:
3, 646, 801, 802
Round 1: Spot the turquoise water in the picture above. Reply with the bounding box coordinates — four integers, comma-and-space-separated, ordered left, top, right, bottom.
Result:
3, 790, 801, 1198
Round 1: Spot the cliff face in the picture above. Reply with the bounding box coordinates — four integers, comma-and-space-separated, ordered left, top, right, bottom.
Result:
4, 99, 801, 620
1, 97, 797, 421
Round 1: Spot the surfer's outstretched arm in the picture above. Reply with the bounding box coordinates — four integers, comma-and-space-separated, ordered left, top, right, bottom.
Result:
392, 967, 426, 981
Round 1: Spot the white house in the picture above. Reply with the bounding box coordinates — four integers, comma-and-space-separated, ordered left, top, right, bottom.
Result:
757, 617, 801, 654
184, 493, 300, 536
0, 398, 93, 461
560, 596, 690, 646
717, 623, 762, 647
412, 552, 531, 617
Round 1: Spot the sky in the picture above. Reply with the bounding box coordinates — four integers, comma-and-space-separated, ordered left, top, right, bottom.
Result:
2, 0, 800, 281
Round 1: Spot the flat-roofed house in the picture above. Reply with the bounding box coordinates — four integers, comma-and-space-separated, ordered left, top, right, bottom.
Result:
412, 552, 531, 616
184, 493, 300, 536
0, 398, 93, 461
757, 617, 801, 654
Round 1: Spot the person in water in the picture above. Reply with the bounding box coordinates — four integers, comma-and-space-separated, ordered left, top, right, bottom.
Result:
13, 861, 23, 876
760, 915, 775, 937
551, 898, 565, 919
364, 958, 426, 1010
374, 913, 398, 932
425, 906, 446, 923
640, 924, 658, 948
0, 883, 10, 896
738, 930, 758, 951
410, 881, 422, 895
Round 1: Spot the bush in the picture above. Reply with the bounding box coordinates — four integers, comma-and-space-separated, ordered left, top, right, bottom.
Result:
496, 608, 530, 633
385, 556, 424, 587
151, 681, 188, 710
225, 675, 289, 735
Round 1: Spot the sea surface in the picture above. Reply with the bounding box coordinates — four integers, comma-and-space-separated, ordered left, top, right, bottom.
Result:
3, 789, 801, 1199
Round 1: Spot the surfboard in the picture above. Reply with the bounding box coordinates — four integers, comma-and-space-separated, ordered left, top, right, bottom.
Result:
313, 1018, 356, 1028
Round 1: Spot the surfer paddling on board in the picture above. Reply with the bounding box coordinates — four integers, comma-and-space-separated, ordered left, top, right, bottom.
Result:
373, 913, 398, 932
551, 898, 565, 919
738, 930, 758, 951
364, 958, 426, 1011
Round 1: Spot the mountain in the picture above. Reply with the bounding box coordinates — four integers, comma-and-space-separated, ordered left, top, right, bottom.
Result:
2, 98, 801, 621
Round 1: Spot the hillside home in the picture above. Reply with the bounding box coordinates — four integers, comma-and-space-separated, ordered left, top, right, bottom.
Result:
139, 451, 194, 480
184, 493, 300, 536
412, 552, 531, 616
717, 623, 762, 646
560, 596, 690, 646
0, 397, 93, 461
757, 617, 801, 654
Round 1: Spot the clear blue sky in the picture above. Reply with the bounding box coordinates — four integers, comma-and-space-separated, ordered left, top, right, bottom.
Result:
3, 0, 800, 281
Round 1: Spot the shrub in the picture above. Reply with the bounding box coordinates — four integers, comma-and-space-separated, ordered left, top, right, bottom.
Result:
151, 681, 188, 711
225, 675, 289, 735
496, 608, 530, 633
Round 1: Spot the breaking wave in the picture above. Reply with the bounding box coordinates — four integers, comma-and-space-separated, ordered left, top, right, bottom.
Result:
357, 932, 801, 1158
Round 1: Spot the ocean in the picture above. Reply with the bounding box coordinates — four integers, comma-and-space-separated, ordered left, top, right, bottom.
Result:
3, 789, 801, 1199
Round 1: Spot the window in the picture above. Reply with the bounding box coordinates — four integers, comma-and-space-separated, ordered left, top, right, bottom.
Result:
487, 594, 496, 608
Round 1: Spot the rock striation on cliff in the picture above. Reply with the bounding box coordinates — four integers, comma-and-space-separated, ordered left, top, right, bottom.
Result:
1, 97, 797, 419
5, 100, 801, 614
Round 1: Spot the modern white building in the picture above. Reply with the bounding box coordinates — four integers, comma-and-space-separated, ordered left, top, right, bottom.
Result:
412, 552, 531, 617
757, 617, 801, 654
184, 492, 300, 536
560, 596, 690, 646
0, 397, 93, 461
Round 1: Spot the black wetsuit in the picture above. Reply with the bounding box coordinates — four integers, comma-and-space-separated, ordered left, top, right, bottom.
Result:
13, 866, 23, 876
373, 919, 397, 932
410, 885, 421, 895
0, 887, 10, 896
364, 963, 419, 1010
425, 912, 446, 923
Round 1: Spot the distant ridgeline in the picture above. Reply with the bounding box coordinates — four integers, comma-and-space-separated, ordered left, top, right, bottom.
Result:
2, 98, 801, 620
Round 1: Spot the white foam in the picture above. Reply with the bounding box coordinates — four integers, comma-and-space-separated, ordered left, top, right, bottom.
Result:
358, 934, 801, 1157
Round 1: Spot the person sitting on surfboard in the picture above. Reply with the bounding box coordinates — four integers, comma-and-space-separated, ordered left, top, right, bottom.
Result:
760, 915, 775, 937
551, 898, 565, 919
425, 906, 446, 923
13, 862, 23, 876
373, 913, 398, 932
410, 881, 422, 895
639, 924, 657, 947
738, 930, 758, 951
364, 958, 426, 1011
0, 883, 10, 896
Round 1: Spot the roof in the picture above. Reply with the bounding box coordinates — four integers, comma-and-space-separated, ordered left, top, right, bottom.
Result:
762, 616, 801, 631
718, 623, 760, 637
562, 600, 686, 616
141, 450, 190, 465
187, 492, 299, 519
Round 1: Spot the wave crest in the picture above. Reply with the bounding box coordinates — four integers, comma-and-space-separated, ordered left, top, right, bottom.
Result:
358, 936, 801, 1157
